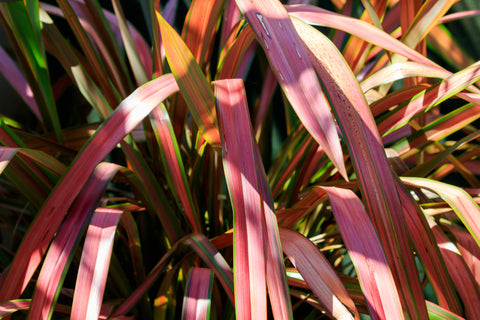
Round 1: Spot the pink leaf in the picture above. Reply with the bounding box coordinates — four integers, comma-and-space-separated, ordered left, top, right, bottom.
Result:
279, 228, 358, 319
321, 186, 404, 320
29, 163, 121, 319
0, 74, 179, 301
181, 268, 213, 320
71, 208, 123, 320
235, 0, 347, 179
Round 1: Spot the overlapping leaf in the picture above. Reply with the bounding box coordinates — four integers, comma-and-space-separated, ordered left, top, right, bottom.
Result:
71, 208, 123, 320
0, 74, 179, 301
214, 79, 292, 320
279, 228, 358, 319
321, 186, 404, 319
292, 17, 427, 318
235, 0, 347, 179
156, 12, 221, 147
0, 1, 60, 140
28, 163, 121, 319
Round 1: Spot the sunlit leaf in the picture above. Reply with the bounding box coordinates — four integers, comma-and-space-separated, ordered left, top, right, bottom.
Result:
235, 0, 347, 179
402, 177, 480, 247
157, 12, 221, 147
0, 74, 179, 301
279, 228, 358, 319
71, 208, 123, 320
292, 16, 427, 318
29, 163, 121, 319
214, 78, 292, 319
0, 300, 30, 318
181, 268, 213, 320
321, 186, 405, 319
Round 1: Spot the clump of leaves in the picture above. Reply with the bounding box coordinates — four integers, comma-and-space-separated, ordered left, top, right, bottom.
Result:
1, 0, 480, 319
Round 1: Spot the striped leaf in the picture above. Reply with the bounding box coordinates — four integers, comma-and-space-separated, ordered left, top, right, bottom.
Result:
292, 17, 427, 318
235, 0, 347, 179
181, 268, 214, 320
321, 186, 406, 320
71, 208, 123, 320
214, 78, 292, 319
28, 163, 121, 319
0, 74, 179, 301
0, 300, 30, 318
0, 1, 61, 141
156, 12, 221, 147
279, 228, 358, 319
402, 177, 480, 248
150, 105, 201, 232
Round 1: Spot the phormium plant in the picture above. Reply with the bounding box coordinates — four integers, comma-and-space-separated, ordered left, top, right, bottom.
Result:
0, 0, 479, 319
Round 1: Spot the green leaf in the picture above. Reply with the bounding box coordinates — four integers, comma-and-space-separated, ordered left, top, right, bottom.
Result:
0, 1, 61, 141
157, 12, 221, 147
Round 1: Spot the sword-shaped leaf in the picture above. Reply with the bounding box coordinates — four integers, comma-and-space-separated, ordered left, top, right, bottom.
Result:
181, 268, 213, 320
0, 1, 61, 141
378, 62, 480, 135
321, 186, 406, 320
292, 17, 427, 318
0, 74, 179, 301
28, 163, 121, 319
156, 12, 221, 147
150, 105, 201, 232
402, 177, 480, 248
182, 0, 224, 69
71, 208, 123, 320
235, 0, 346, 179
286, 4, 436, 67
279, 228, 358, 319
0, 300, 30, 318
214, 79, 292, 319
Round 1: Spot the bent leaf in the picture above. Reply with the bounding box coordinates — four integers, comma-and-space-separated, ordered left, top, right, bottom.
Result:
321, 186, 405, 320
29, 163, 121, 319
0, 74, 179, 301
235, 0, 346, 179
